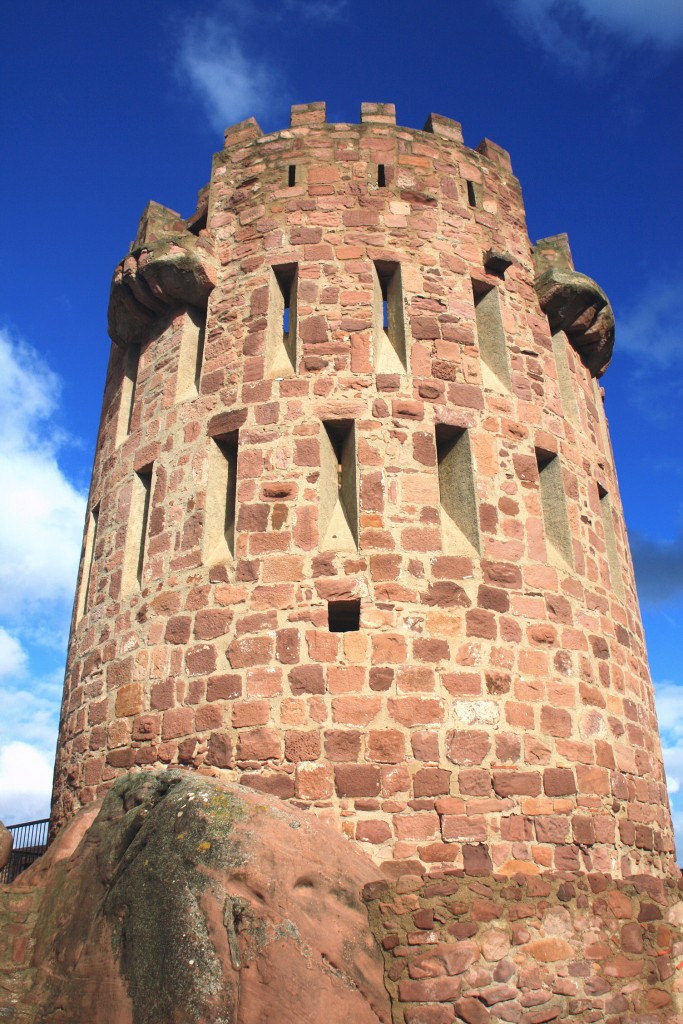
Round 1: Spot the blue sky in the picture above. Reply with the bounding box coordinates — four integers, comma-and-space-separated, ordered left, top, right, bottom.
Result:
1, 0, 681, 855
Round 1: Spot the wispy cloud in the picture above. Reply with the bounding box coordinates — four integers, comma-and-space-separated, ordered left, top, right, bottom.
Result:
176, 1, 347, 134
630, 528, 683, 604
179, 17, 279, 134
498, 0, 683, 69
611, 270, 683, 423
618, 274, 683, 367
0, 627, 27, 679
0, 328, 85, 825
0, 742, 54, 825
0, 331, 85, 620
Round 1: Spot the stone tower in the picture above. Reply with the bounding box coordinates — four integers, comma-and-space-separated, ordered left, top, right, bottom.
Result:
52, 100, 676, 884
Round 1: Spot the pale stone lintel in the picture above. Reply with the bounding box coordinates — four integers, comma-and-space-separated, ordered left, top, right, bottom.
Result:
423, 113, 463, 144
360, 102, 396, 126
223, 117, 263, 149
290, 102, 326, 128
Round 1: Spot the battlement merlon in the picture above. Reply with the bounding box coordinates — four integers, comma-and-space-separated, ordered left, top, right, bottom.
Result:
220, 102, 513, 174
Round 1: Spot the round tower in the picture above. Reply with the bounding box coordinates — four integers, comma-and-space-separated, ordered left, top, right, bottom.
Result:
52, 101, 676, 880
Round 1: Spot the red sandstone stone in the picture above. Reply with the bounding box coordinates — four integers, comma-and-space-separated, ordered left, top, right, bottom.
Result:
492, 772, 541, 798
446, 731, 490, 766
194, 609, 232, 640
115, 683, 143, 718
206, 673, 242, 701
368, 730, 405, 763
335, 765, 381, 798
454, 996, 492, 1023
284, 730, 321, 762
399, 975, 463, 1001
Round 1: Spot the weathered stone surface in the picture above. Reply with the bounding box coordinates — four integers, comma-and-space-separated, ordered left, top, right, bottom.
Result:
0, 819, 12, 869
21, 771, 391, 1024
533, 236, 614, 376
364, 870, 683, 1024
108, 201, 217, 348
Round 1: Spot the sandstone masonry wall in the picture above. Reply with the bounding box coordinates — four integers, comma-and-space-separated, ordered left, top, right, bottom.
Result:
363, 870, 683, 1023
51, 101, 676, 878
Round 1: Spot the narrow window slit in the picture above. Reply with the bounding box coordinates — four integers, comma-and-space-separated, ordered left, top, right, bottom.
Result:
319, 420, 358, 551
373, 261, 407, 373
436, 425, 480, 554
466, 180, 477, 207
536, 449, 572, 566
176, 307, 206, 403
288, 164, 296, 187
472, 279, 511, 390
550, 329, 579, 424
116, 344, 140, 445
195, 319, 206, 392
328, 599, 360, 633
203, 432, 239, 563
377, 164, 386, 187
598, 484, 624, 598
267, 263, 298, 377
135, 470, 152, 588
84, 503, 100, 612
122, 466, 153, 594
76, 502, 100, 619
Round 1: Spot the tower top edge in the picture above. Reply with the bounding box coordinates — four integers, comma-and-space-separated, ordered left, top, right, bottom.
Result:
220, 102, 513, 174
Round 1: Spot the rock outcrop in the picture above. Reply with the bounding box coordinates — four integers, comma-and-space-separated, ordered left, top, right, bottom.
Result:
108, 200, 217, 348
533, 233, 615, 376
20, 771, 391, 1024
0, 820, 12, 870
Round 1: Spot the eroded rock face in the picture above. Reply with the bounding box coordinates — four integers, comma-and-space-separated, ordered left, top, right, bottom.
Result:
533, 234, 615, 376
24, 771, 390, 1024
108, 201, 217, 348
0, 820, 12, 870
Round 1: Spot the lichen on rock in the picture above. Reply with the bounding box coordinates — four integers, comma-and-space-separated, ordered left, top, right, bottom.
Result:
23, 771, 391, 1024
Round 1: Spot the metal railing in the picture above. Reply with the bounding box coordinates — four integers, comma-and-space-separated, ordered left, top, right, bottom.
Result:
0, 818, 49, 884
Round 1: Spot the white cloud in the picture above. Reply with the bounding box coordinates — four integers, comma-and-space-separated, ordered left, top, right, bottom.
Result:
618, 274, 683, 366
0, 628, 27, 679
178, 13, 282, 134
0, 328, 85, 825
0, 330, 85, 622
0, 674, 62, 754
176, 0, 349, 134
0, 742, 53, 825
500, 0, 683, 69
574, 0, 683, 45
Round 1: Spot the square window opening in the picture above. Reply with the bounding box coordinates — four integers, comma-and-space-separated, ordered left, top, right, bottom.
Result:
328, 599, 360, 632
